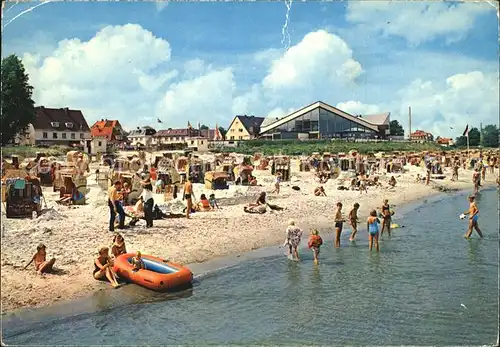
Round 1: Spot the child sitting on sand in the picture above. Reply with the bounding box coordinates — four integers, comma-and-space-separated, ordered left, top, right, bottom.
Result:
111, 233, 127, 258
209, 193, 220, 209
131, 251, 145, 271
308, 229, 323, 265
24, 243, 56, 275
196, 194, 212, 211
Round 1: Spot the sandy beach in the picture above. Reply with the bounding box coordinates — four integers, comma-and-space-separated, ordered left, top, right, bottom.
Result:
1, 161, 497, 313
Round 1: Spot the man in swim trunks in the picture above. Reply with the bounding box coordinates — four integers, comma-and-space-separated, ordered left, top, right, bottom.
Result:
349, 203, 360, 241
463, 195, 483, 239
183, 177, 194, 219
334, 202, 344, 248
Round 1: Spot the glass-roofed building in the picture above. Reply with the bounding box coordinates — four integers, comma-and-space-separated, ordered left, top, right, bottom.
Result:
259, 101, 390, 140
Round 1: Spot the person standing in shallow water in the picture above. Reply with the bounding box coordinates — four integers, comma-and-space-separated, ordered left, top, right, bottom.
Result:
463, 195, 483, 239
334, 202, 344, 248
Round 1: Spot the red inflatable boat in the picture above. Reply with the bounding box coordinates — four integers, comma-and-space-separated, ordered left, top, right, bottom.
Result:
113, 253, 193, 291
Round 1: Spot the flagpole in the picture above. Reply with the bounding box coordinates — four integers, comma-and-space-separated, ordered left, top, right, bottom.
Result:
466, 132, 470, 160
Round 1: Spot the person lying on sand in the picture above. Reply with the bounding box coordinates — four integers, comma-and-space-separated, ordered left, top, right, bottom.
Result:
24, 243, 56, 275
131, 251, 145, 271
93, 246, 121, 288
248, 192, 267, 207
314, 186, 326, 196
111, 233, 127, 258
388, 176, 397, 187
195, 194, 212, 212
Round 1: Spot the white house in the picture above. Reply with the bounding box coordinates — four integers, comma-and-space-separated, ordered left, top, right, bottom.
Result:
18, 106, 91, 146
82, 136, 108, 155
127, 126, 157, 148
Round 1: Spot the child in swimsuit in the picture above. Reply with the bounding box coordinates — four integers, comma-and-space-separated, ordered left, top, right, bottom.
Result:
24, 243, 56, 275
132, 251, 145, 271
367, 210, 380, 252
308, 229, 323, 265
209, 193, 220, 209
349, 203, 360, 241
380, 199, 393, 237
334, 202, 344, 248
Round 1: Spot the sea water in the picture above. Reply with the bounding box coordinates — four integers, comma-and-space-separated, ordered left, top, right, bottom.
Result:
3, 189, 499, 345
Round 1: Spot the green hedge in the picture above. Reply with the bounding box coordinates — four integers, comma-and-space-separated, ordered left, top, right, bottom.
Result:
1, 145, 71, 160
221, 140, 445, 156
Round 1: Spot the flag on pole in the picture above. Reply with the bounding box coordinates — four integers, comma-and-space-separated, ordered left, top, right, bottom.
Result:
462, 124, 469, 137
157, 118, 163, 123
214, 123, 221, 140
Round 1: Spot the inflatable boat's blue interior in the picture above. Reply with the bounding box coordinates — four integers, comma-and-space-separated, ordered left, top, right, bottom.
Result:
127, 257, 178, 274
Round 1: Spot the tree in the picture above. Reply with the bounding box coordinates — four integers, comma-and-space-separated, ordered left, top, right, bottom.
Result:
455, 127, 481, 147
218, 126, 227, 139
200, 124, 209, 130
389, 120, 405, 136
482, 124, 499, 148
1, 54, 36, 146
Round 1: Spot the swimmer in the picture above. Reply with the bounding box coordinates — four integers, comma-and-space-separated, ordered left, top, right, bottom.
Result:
367, 210, 380, 252
349, 203, 360, 241
463, 196, 483, 239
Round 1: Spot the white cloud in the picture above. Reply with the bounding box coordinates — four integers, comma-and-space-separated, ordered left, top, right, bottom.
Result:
346, 1, 495, 46
158, 68, 235, 126
155, 2, 169, 13
262, 30, 362, 91
348, 71, 499, 137
336, 101, 381, 116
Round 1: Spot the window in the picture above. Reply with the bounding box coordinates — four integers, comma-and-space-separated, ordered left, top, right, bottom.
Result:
42, 132, 48, 139
239, 136, 243, 140
80, 133, 84, 139
98, 141, 102, 146
230, 136, 235, 140
201, 141, 204, 144
50, 122, 59, 128
190, 141, 194, 145
71, 133, 75, 139
65, 122, 73, 128
53, 133, 58, 139
239, 128, 243, 132
62, 133, 67, 139
231, 129, 235, 132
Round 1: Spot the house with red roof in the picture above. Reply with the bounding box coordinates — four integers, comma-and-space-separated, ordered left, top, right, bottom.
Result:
90, 119, 126, 143
410, 130, 434, 142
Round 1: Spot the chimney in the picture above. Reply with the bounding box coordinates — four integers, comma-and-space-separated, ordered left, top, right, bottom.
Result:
64, 107, 69, 116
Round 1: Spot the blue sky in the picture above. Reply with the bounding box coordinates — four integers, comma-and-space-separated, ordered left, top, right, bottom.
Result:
2, 1, 499, 137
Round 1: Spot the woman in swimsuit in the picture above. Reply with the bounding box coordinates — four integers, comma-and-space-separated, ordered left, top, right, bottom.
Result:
367, 210, 380, 252
380, 199, 392, 237
94, 246, 121, 288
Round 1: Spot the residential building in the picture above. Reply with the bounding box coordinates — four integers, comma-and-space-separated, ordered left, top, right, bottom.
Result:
226, 115, 265, 141
128, 126, 157, 148
259, 101, 390, 140
410, 130, 434, 142
152, 123, 220, 152
17, 106, 91, 146
436, 137, 454, 147
82, 136, 108, 155
90, 119, 126, 143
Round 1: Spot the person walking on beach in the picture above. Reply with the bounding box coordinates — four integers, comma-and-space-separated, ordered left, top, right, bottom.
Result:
463, 195, 483, 239
284, 219, 303, 261
451, 160, 459, 181
426, 161, 431, 185
272, 172, 282, 194
108, 180, 126, 232
380, 199, 393, 237
367, 210, 380, 252
308, 229, 323, 265
349, 203, 360, 241
183, 177, 194, 219
472, 169, 480, 195
334, 202, 344, 248
140, 180, 154, 228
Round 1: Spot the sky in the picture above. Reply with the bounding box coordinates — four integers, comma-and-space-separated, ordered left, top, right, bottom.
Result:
2, 0, 499, 138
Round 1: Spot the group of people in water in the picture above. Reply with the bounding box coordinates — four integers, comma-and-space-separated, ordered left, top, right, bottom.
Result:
283, 198, 395, 264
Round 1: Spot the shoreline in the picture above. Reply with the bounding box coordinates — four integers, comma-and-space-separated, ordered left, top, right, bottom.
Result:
1, 166, 498, 314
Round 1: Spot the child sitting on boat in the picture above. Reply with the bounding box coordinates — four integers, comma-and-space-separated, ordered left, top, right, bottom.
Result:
24, 243, 56, 275
132, 251, 145, 271
308, 229, 323, 265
